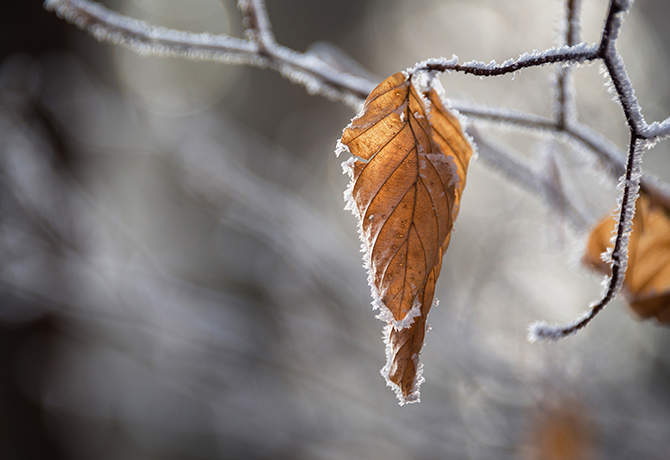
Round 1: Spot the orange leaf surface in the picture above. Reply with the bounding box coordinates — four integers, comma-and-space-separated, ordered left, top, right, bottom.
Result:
339, 72, 473, 403
584, 193, 670, 324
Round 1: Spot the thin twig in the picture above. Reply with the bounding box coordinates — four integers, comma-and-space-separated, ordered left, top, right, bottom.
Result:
594, 0, 670, 140
238, 0, 275, 48
45, 0, 262, 61
530, 133, 642, 341
566, 0, 582, 47
414, 44, 599, 77
556, 0, 581, 128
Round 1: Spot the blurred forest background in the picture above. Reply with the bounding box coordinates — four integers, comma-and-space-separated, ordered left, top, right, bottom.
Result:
2, 0, 670, 459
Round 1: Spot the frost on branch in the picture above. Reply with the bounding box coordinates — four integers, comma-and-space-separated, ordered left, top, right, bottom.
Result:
45, 0, 262, 64
338, 72, 473, 403
530, 135, 644, 342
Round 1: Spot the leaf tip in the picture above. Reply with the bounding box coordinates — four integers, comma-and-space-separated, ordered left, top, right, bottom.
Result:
380, 324, 425, 405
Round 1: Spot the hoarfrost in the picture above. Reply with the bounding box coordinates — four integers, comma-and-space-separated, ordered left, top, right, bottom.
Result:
46, 0, 260, 61
334, 138, 350, 158
425, 153, 459, 189
380, 297, 423, 331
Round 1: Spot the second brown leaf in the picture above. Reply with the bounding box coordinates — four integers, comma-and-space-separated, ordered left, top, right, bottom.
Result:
584, 193, 670, 325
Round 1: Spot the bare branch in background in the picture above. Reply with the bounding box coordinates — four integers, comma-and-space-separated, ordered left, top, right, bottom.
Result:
44, 0, 374, 107
556, 0, 581, 128
467, 126, 592, 231
238, 0, 276, 48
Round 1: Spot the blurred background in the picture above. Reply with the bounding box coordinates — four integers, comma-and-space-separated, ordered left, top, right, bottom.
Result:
2, 0, 670, 458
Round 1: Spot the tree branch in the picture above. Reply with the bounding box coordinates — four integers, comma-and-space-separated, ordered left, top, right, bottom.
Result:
238, 0, 275, 48
412, 45, 599, 77
530, 132, 642, 341
452, 100, 670, 211
556, 0, 581, 129
44, 0, 374, 108
45, 0, 670, 341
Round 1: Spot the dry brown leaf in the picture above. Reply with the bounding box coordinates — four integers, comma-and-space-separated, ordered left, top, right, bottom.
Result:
338, 72, 472, 403
584, 193, 670, 324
